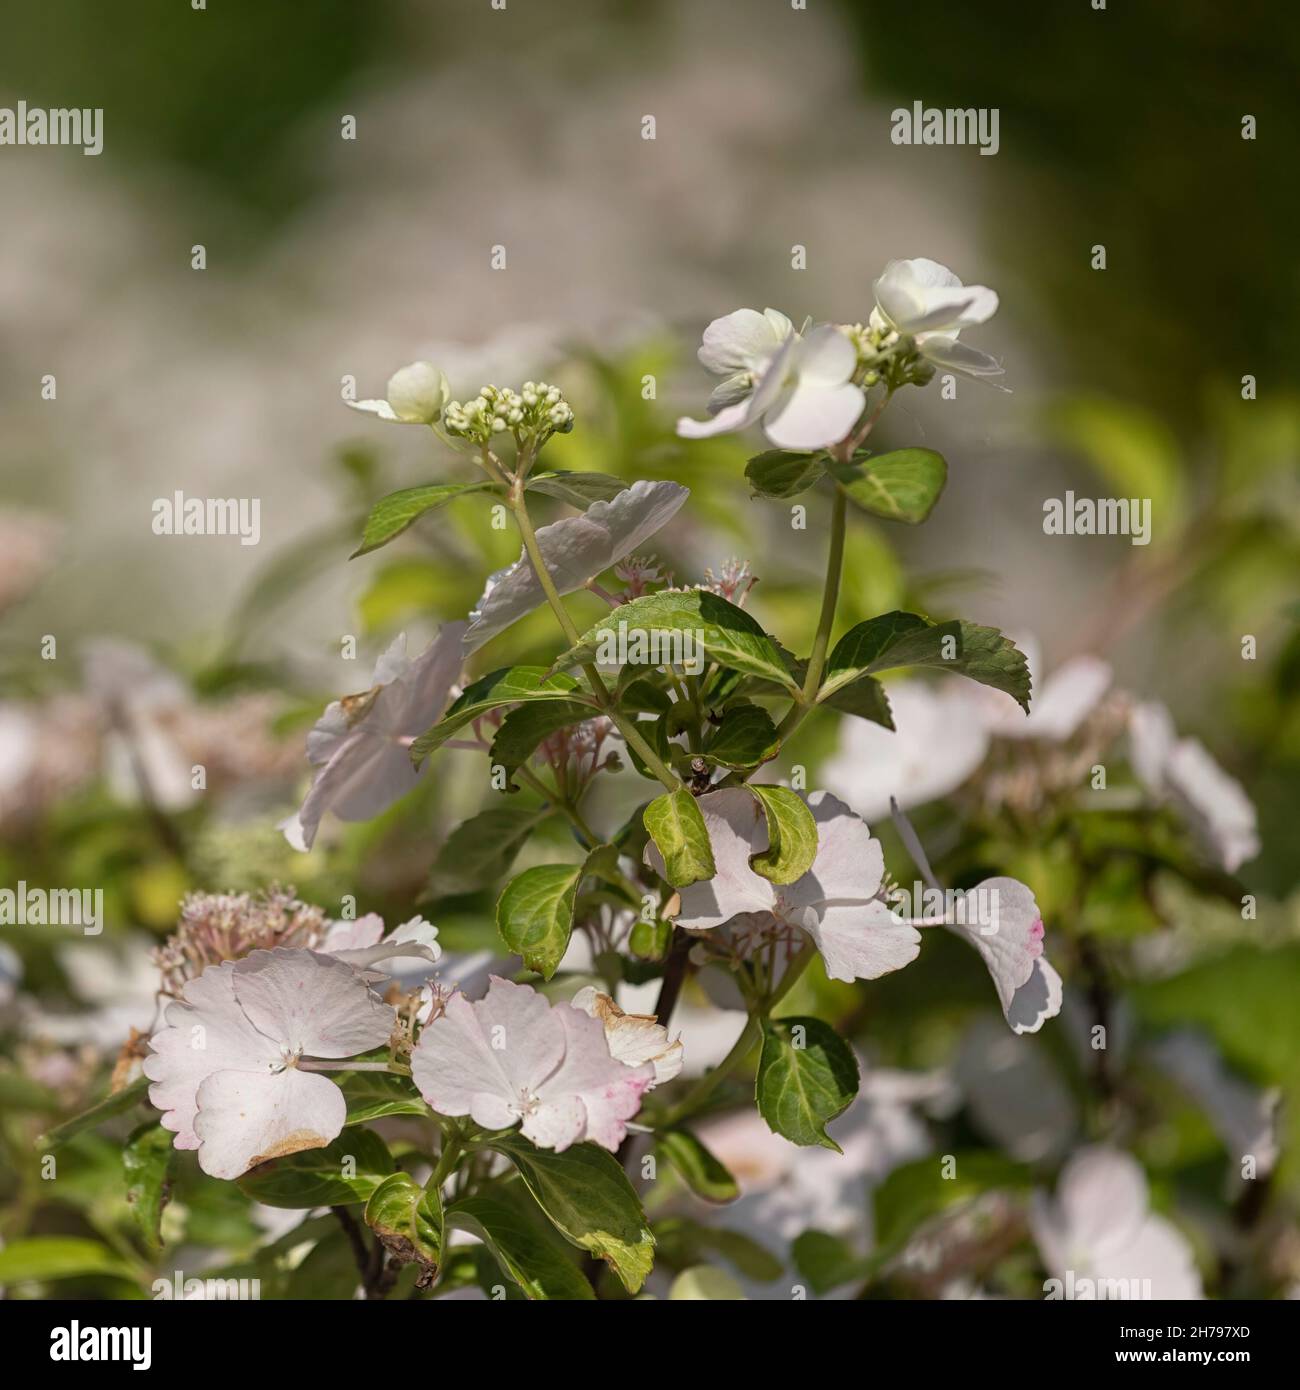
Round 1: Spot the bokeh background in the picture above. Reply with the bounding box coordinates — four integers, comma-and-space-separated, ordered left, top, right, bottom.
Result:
1, 0, 1297, 1300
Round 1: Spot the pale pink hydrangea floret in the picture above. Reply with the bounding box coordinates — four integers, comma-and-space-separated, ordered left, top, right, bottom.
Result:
144, 948, 395, 1179
648, 788, 921, 984
464, 481, 689, 654
283, 624, 466, 852
410, 976, 653, 1152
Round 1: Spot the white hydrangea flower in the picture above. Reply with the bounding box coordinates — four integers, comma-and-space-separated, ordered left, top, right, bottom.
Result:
820, 679, 990, 822
464, 480, 688, 653
941, 877, 1063, 1035
870, 257, 1004, 383
677, 311, 865, 450
1032, 1146, 1203, 1299
411, 976, 654, 1152
1150, 1031, 1279, 1177
144, 948, 396, 1179
283, 623, 466, 851
319, 912, 442, 974
648, 788, 920, 983
1128, 701, 1259, 872
570, 985, 683, 1087
347, 361, 450, 425
979, 638, 1112, 742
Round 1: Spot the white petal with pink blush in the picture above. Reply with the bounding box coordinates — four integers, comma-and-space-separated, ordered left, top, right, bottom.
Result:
410, 976, 653, 1153
647, 787, 920, 984
143, 948, 395, 1179
283, 623, 466, 852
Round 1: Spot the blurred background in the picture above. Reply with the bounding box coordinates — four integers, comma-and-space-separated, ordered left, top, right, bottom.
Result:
1, 0, 1297, 1299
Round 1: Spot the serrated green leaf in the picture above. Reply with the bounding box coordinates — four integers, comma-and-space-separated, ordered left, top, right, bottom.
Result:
656, 1130, 740, 1203
702, 701, 780, 769
748, 784, 818, 885
756, 1017, 860, 1150
526, 471, 632, 507
351, 481, 496, 557
744, 450, 827, 499
491, 1135, 655, 1293
365, 1171, 443, 1277
820, 612, 1031, 713
823, 673, 894, 727
558, 590, 798, 693
446, 1195, 595, 1300
411, 666, 591, 764
644, 788, 716, 888
831, 447, 947, 524
123, 1121, 175, 1252
237, 1129, 395, 1208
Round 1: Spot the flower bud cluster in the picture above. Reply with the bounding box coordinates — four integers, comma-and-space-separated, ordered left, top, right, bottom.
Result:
444, 380, 575, 446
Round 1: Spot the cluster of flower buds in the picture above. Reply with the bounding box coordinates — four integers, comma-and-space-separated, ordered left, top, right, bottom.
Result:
443, 380, 575, 447
841, 319, 934, 390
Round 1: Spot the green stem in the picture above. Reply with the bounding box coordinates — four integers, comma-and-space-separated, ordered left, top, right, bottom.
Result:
427, 1135, 464, 1192
659, 940, 817, 1127
800, 486, 847, 704
508, 482, 680, 792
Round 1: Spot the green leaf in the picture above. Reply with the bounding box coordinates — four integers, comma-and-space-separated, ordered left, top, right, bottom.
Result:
365, 1171, 443, 1278
831, 447, 948, 524
654, 1216, 783, 1281
427, 803, 552, 895
411, 666, 590, 764
943, 620, 1033, 712
496, 862, 583, 979
873, 1152, 1031, 1251
491, 1135, 655, 1293
791, 1229, 875, 1294
527, 471, 632, 507
820, 612, 1031, 713
237, 1129, 395, 1208
748, 784, 818, 885
351, 481, 496, 557
0, 1237, 137, 1286
756, 1017, 860, 1151
702, 702, 780, 769
340, 1071, 430, 1125
823, 673, 894, 727
558, 590, 798, 693
446, 1196, 595, 1300
36, 1074, 148, 1150
744, 450, 827, 499
490, 699, 599, 781
644, 788, 716, 888
656, 1130, 740, 1203
123, 1121, 175, 1252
